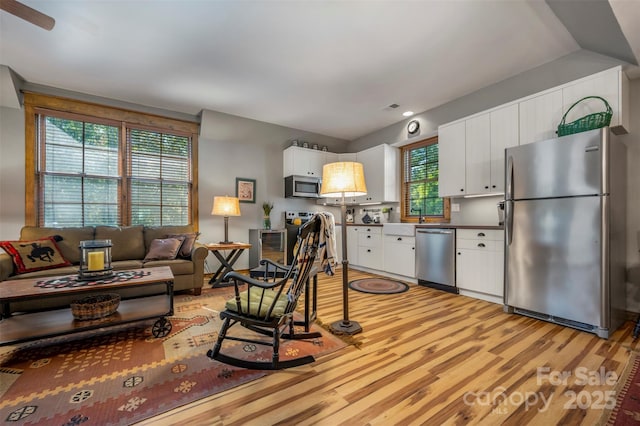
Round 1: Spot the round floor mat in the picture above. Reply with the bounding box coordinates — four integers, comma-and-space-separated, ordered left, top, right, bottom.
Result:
348, 278, 409, 294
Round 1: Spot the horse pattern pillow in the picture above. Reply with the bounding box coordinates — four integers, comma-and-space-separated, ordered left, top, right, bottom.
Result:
0, 236, 72, 275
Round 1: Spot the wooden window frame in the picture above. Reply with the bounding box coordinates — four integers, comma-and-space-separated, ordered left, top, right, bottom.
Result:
24, 92, 200, 229
400, 136, 450, 223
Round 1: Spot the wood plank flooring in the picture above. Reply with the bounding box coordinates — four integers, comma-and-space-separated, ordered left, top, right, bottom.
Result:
137, 269, 640, 426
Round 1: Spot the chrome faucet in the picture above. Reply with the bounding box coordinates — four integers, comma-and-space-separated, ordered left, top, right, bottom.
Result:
412, 208, 424, 223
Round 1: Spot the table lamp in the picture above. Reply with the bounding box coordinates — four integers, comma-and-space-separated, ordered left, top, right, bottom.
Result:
212, 196, 241, 244
321, 161, 367, 335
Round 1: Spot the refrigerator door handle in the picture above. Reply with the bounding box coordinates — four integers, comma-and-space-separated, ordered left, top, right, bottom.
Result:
505, 200, 513, 246
506, 155, 514, 201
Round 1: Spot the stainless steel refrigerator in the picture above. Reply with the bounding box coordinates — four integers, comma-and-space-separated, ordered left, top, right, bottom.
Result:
504, 127, 627, 339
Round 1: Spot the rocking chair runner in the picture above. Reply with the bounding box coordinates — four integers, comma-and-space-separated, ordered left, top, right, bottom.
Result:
207, 215, 323, 370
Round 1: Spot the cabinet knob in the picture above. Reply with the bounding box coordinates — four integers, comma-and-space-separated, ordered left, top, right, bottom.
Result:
477, 232, 485, 237
492, 185, 496, 188
484, 185, 489, 189
367, 249, 371, 252
457, 252, 461, 255
460, 188, 464, 192
397, 237, 402, 241
367, 235, 371, 239
478, 243, 486, 248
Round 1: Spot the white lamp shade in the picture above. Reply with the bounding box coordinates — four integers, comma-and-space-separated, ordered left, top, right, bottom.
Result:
320, 162, 368, 198
211, 196, 241, 216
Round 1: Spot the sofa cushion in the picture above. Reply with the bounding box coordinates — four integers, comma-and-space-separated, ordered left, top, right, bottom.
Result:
20, 226, 95, 264
95, 226, 145, 261
144, 225, 194, 252
144, 237, 185, 261
0, 237, 72, 274
166, 232, 200, 258
143, 258, 194, 276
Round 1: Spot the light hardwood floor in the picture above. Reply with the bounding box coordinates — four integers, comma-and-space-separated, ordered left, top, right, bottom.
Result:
137, 269, 639, 426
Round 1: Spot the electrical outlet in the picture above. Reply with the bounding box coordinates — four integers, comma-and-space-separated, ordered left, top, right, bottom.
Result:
451, 203, 460, 212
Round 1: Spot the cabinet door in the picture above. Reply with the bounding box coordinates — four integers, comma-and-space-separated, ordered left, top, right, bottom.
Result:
438, 121, 466, 197
346, 226, 359, 266
283, 147, 326, 177
456, 248, 493, 294
519, 90, 563, 145
490, 104, 519, 192
383, 236, 415, 277
355, 145, 382, 203
465, 114, 491, 195
562, 70, 619, 128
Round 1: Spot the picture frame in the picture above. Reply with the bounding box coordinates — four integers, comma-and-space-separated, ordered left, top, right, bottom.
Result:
236, 177, 256, 203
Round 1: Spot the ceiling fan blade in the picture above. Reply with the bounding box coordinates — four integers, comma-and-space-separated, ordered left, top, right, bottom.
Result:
0, 0, 55, 31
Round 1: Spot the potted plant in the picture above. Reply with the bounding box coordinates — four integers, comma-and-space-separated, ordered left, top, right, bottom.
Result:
262, 202, 274, 230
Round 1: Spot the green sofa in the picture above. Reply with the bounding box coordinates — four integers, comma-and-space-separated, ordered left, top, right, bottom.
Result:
0, 225, 208, 314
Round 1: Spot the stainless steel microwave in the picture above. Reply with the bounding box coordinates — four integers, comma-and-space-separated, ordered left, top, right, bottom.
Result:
284, 175, 321, 198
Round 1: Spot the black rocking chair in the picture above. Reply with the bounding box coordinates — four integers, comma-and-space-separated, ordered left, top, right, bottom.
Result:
207, 215, 323, 370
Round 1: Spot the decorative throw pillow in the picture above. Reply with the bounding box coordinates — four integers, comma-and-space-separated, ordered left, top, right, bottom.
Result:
165, 232, 200, 258
143, 237, 185, 262
0, 236, 72, 274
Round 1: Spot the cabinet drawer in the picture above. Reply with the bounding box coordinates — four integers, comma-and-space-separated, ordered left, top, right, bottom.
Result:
359, 232, 381, 247
457, 239, 497, 250
359, 227, 382, 235
383, 235, 415, 246
456, 229, 503, 241
358, 246, 383, 269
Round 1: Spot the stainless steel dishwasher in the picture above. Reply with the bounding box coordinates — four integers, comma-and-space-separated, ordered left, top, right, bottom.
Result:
415, 228, 457, 293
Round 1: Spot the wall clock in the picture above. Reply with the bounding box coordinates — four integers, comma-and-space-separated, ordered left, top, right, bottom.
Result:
407, 119, 419, 135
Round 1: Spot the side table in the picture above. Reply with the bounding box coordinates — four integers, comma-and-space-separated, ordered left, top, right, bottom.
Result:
205, 242, 251, 288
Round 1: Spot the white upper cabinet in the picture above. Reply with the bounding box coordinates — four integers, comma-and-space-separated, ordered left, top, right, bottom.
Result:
438, 121, 466, 197
561, 68, 629, 134
489, 103, 519, 193
518, 89, 563, 145
438, 67, 629, 196
283, 146, 326, 178
355, 144, 399, 204
465, 113, 491, 195
439, 104, 518, 197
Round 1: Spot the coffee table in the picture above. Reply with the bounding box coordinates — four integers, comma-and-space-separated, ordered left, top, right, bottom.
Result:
0, 266, 174, 346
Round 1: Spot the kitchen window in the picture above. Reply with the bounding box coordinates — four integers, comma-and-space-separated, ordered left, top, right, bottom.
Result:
400, 136, 450, 222
24, 93, 199, 228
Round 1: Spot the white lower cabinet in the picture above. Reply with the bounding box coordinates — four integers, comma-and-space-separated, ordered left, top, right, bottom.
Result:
456, 229, 504, 304
357, 227, 383, 270
383, 235, 415, 277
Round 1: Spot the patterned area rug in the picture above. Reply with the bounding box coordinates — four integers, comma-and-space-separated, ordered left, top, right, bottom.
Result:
605, 353, 640, 425
349, 278, 409, 294
0, 288, 346, 425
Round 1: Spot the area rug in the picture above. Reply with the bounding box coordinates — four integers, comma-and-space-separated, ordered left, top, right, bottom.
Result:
349, 278, 409, 294
604, 352, 640, 425
0, 288, 346, 425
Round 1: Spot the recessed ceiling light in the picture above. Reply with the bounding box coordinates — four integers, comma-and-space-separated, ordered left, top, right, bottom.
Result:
402, 111, 414, 117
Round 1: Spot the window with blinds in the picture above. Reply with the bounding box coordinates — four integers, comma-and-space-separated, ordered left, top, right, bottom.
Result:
40, 116, 121, 226
34, 109, 194, 227
128, 129, 192, 226
401, 137, 450, 222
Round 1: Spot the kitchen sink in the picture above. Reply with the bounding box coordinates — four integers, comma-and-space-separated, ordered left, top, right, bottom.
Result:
382, 223, 416, 236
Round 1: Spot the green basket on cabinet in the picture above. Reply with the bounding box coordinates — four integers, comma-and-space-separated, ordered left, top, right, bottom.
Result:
556, 96, 612, 137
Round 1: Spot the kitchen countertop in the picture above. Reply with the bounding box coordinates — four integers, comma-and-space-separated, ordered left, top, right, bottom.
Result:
337, 223, 503, 230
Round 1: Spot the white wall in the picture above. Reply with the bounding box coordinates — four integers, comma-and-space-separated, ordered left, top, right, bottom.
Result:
0, 106, 25, 239
197, 109, 343, 270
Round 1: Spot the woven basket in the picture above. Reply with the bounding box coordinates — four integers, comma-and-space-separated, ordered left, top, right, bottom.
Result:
71, 293, 120, 320
556, 96, 612, 137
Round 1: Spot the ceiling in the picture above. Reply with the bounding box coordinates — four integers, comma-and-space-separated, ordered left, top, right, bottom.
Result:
1, 0, 638, 141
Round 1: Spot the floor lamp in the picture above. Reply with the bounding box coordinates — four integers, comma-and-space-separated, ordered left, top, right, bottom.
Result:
211, 196, 241, 244
321, 162, 367, 335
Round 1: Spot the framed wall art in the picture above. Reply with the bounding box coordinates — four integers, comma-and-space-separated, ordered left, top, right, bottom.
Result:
236, 177, 256, 203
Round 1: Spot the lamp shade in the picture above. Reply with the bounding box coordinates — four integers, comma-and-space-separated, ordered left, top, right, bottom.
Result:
320, 162, 367, 198
211, 196, 241, 216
